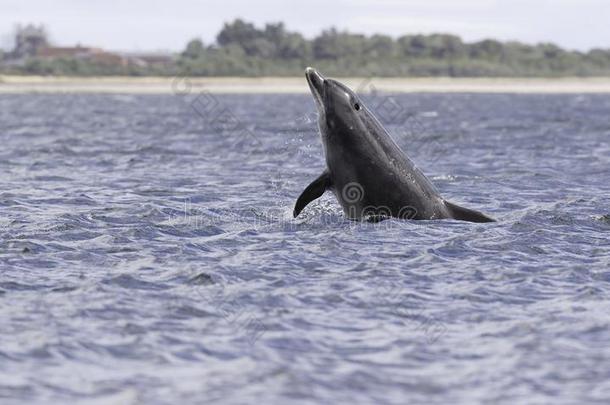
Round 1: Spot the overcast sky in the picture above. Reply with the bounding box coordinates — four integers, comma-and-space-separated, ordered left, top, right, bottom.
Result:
1, 0, 609, 52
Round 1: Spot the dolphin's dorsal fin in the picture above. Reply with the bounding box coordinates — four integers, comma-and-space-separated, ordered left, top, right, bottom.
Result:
444, 200, 495, 223
293, 171, 332, 218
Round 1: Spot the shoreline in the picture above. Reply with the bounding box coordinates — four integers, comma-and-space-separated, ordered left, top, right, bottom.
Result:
2, 75, 610, 94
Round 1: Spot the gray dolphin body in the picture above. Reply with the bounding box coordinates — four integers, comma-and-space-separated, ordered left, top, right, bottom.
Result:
293, 67, 495, 223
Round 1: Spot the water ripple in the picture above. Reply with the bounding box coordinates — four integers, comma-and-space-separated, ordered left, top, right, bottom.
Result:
0, 93, 608, 404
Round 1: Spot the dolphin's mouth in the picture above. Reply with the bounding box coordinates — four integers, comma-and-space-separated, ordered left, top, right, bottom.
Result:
305, 67, 325, 112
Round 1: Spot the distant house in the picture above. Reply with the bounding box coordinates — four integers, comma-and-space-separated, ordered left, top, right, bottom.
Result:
3, 23, 176, 71
36, 46, 129, 66
4, 24, 129, 67
36, 46, 94, 58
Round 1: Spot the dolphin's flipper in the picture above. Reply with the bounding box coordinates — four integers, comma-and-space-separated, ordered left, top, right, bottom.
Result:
444, 200, 495, 223
293, 171, 332, 218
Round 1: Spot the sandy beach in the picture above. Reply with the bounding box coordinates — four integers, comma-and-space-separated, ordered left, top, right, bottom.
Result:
2, 75, 610, 94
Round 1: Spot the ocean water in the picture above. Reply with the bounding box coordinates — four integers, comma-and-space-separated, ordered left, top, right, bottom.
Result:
0, 91, 609, 404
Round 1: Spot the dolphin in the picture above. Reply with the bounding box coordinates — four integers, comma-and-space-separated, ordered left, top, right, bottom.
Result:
293, 67, 495, 223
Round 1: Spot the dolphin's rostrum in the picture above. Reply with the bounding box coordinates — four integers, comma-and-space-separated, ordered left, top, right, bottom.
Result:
293, 67, 495, 223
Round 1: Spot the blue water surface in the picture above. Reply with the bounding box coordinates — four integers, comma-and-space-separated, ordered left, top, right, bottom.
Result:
0, 92, 609, 404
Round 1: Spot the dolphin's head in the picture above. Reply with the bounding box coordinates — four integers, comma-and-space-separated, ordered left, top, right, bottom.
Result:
305, 67, 326, 114
305, 67, 371, 145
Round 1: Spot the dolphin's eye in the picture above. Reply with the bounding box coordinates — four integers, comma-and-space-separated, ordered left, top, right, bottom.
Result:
354, 103, 361, 111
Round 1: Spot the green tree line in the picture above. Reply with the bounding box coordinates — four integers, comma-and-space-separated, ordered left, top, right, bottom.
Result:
3, 19, 610, 77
